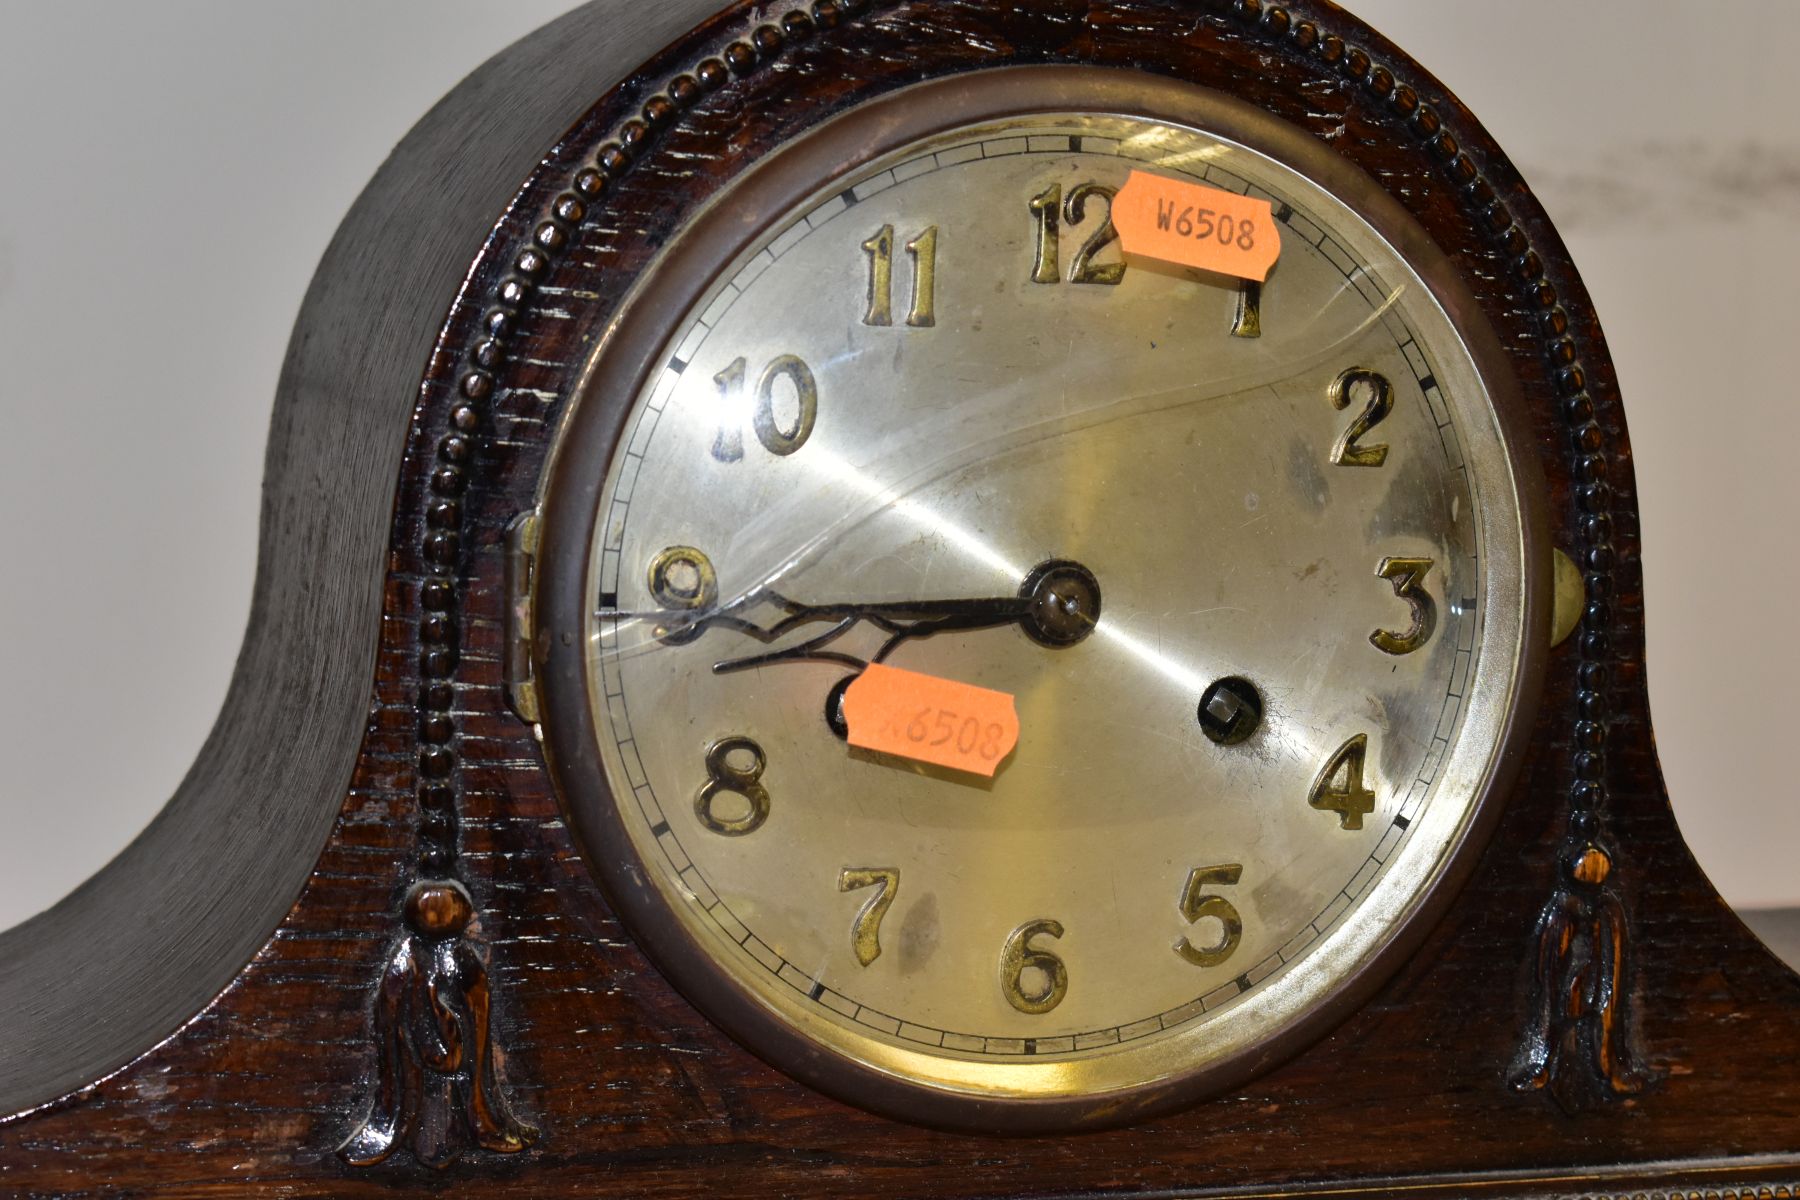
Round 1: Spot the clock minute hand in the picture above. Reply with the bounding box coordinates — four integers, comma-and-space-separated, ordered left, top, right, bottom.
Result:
706, 559, 1101, 675
707, 593, 1032, 675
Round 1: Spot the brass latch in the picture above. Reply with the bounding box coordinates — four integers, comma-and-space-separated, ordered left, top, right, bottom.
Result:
1549, 547, 1584, 650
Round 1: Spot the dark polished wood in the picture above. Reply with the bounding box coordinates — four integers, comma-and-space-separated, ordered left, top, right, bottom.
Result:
2, 1, 1797, 1194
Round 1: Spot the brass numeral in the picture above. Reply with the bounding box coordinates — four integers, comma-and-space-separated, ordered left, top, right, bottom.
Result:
1028, 180, 1124, 285
1065, 182, 1125, 285
860, 225, 894, 325
1174, 864, 1244, 968
1310, 734, 1376, 830
711, 354, 818, 461
1328, 367, 1393, 467
645, 544, 717, 645
709, 358, 746, 463
999, 918, 1068, 1014
1027, 182, 1061, 283
751, 354, 817, 455
647, 544, 717, 612
838, 867, 899, 967
1231, 279, 1262, 338
1371, 556, 1437, 655
695, 736, 770, 836
862, 225, 938, 327
904, 226, 937, 327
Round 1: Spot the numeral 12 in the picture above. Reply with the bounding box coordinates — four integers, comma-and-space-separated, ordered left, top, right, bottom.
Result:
1029, 179, 1263, 335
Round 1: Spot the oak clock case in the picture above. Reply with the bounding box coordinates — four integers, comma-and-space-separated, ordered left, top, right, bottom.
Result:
4, 0, 1800, 1196
532, 69, 1547, 1129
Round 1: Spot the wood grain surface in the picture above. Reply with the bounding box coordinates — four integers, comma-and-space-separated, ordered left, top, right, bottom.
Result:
2, 1, 1796, 1195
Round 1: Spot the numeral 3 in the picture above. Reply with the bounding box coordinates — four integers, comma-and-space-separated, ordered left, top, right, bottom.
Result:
1371, 556, 1437, 655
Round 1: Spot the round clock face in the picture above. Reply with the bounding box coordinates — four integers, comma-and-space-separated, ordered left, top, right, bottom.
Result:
537, 69, 1544, 1129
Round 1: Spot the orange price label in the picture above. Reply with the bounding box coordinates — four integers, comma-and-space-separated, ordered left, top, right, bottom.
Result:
1111, 169, 1281, 281
841, 663, 1019, 778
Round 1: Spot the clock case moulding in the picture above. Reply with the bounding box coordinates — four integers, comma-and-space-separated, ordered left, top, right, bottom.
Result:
1, 1, 1796, 1196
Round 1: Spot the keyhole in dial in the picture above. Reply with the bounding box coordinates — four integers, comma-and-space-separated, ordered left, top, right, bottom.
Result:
1197, 676, 1263, 746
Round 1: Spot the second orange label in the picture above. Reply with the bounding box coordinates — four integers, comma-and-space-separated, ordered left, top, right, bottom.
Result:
841, 664, 1020, 778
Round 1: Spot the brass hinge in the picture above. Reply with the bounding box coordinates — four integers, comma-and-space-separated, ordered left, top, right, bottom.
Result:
504, 509, 542, 725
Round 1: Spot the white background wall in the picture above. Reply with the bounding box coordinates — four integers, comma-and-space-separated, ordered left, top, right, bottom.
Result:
2, 2, 1794, 931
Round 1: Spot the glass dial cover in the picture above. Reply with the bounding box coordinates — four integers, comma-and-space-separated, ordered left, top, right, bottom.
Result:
535, 68, 1545, 1131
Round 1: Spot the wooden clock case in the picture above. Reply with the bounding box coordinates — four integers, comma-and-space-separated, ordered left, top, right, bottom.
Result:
2, 1, 1797, 1195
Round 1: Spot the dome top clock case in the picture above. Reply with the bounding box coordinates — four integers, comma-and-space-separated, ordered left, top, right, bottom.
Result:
3, 1, 1798, 1195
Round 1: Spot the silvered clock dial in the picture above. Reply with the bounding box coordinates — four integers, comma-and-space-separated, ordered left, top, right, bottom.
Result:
534, 67, 1547, 1131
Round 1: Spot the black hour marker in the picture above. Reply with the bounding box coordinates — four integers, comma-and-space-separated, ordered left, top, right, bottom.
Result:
1274, 201, 1293, 223
1418, 372, 1437, 393
669, 355, 688, 374
838, 187, 859, 208
649, 820, 669, 837
808, 980, 825, 1001
1024, 1039, 1038, 1055
1069, 135, 1083, 152
1394, 814, 1412, 830
1234, 974, 1252, 993
599, 590, 618, 609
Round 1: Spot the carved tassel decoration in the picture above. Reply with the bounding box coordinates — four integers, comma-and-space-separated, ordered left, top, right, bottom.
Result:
1509, 841, 1651, 1108
339, 880, 538, 1168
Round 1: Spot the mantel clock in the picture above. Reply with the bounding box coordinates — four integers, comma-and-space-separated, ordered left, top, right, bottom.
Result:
2, 2, 1796, 1196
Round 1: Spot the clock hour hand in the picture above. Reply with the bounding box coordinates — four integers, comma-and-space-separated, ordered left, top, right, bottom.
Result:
710, 559, 1099, 674
619, 558, 1100, 674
